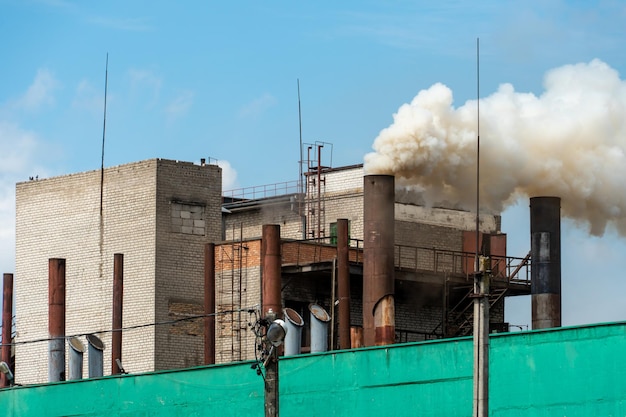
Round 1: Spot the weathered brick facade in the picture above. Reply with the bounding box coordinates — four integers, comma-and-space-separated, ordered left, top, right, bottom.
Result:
14, 161, 514, 381
15, 159, 221, 384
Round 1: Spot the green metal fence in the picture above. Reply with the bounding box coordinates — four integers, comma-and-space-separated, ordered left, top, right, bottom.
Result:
1, 321, 625, 416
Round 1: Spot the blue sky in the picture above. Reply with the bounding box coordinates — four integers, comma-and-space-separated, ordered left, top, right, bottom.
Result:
1, 0, 626, 329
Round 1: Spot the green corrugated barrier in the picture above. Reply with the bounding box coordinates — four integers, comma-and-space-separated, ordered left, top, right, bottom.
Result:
1, 321, 625, 416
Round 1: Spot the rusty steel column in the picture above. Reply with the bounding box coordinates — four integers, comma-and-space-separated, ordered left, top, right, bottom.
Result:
1, 273, 13, 388
337, 218, 351, 350
530, 197, 562, 329
49, 258, 66, 382
204, 243, 216, 365
111, 253, 124, 375
363, 175, 395, 346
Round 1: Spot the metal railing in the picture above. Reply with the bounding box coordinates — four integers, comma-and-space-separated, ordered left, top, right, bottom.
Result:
282, 239, 531, 284
223, 180, 302, 201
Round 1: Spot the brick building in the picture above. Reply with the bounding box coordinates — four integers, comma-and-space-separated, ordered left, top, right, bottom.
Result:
15, 159, 222, 383
13, 157, 530, 384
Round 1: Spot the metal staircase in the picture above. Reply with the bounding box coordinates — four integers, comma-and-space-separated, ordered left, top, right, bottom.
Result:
442, 287, 508, 337
431, 251, 531, 338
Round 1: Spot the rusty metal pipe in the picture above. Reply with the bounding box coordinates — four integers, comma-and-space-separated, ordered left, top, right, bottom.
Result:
363, 175, 395, 346
49, 258, 66, 382
204, 243, 216, 365
262, 225, 282, 319
1, 273, 13, 388
530, 197, 562, 329
337, 218, 351, 349
111, 253, 123, 375
262, 224, 282, 417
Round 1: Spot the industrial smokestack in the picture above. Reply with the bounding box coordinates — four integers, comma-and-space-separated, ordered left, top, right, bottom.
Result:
111, 253, 123, 375
49, 258, 66, 382
530, 197, 562, 329
364, 60, 626, 237
1, 273, 13, 388
363, 175, 395, 346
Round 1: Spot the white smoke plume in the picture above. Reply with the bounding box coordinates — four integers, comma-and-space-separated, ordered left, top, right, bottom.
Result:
364, 59, 626, 236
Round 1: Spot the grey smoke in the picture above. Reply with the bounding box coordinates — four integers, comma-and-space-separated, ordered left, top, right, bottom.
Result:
364, 59, 626, 236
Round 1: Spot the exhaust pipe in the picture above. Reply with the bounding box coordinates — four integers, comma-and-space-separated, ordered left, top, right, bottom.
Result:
283, 308, 304, 356
309, 304, 331, 353
49, 258, 66, 382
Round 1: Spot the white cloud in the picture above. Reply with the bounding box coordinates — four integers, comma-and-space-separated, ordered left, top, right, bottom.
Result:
165, 90, 194, 122
11, 69, 60, 111
0, 122, 49, 274
71, 79, 104, 113
238, 93, 277, 119
128, 68, 162, 107
217, 160, 238, 191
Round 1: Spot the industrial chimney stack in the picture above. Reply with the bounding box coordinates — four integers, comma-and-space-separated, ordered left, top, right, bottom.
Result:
363, 175, 395, 346
530, 196, 562, 329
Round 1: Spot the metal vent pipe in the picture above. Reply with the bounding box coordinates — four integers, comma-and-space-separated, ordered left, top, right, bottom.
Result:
309, 304, 331, 353
336, 218, 351, 350
204, 243, 216, 365
530, 196, 562, 329
261, 224, 282, 319
283, 308, 304, 356
68, 337, 85, 380
363, 175, 395, 346
49, 258, 66, 382
87, 334, 105, 378
112, 253, 124, 375
1, 273, 13, 388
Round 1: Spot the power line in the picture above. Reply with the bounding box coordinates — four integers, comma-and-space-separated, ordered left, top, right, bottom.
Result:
0, 307, 257, 348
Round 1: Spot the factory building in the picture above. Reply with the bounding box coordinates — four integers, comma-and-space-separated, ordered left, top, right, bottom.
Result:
11, 154, 532, 384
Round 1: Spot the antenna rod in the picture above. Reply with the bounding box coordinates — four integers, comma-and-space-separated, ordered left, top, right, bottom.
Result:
100, 53, 109, 216
298, 79, 304, 193
475, 38, 480, 269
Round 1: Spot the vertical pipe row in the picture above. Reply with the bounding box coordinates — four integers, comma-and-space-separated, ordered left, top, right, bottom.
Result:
49, 258, 66, 382
111, 253, 123, 375
1, 273, 13, 387
337, 219, 351, 350
530, 197, 562, 329
363, 175, 395, 346
204, 243, 216, 365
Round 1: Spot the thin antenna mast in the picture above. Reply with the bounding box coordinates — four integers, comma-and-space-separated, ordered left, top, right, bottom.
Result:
100, 53, 109, 216
297, 79, 306, 239
298, 79, 303, 195
473, 37, 489, 417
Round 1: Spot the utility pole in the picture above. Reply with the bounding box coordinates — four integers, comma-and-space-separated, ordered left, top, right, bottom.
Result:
473, 265, 489, 417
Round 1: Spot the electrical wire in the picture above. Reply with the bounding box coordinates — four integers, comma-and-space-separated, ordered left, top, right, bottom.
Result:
0, 307, 258, 348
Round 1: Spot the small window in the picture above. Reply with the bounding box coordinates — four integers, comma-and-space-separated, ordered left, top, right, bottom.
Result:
329, 220, 350, 245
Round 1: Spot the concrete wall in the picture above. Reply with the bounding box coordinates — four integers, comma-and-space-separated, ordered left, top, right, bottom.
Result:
2, 321, 625, 416
15, 159, 221, 384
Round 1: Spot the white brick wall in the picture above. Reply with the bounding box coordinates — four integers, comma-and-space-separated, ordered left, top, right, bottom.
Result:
15, 159, 222, 384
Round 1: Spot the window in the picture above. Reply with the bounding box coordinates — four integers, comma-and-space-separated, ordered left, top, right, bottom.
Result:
329, 220, 350, 245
